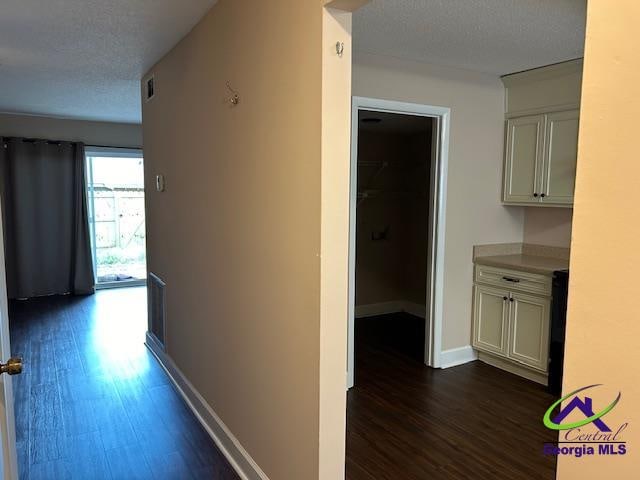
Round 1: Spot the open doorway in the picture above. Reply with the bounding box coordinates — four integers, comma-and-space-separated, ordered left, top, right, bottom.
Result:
354, 110, 433, 364
347, 98, 450, 388
85, 147, 147, 287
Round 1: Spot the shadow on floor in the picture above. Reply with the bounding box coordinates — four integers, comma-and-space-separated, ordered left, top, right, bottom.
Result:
354, 312, 426, 364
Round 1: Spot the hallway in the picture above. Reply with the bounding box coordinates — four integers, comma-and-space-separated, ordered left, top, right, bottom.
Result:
9, 287, 239, 480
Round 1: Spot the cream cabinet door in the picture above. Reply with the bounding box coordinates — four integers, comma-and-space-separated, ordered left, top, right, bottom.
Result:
507, 292, 550, 372
472, 285, 509, 357
541, 110, 579, 205
503, 115, 545, 204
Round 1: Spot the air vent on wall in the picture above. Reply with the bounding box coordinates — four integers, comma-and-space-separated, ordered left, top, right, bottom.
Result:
148, 272, 166, 350
145, 75, 155, 102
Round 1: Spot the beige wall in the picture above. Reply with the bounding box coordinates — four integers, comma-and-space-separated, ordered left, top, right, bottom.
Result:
318, 7, 352, 478
143, 1, 352, 479
0, 112, 141, 147
353, 53, 524, 350
142, 1, 322, 478
558, 1, 640, 477
523, 207, 573, 248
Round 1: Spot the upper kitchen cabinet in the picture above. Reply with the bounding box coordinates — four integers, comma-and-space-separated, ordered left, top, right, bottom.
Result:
504, 114, 545, 203
501, 60, 582, 207
542, 110, 580, 204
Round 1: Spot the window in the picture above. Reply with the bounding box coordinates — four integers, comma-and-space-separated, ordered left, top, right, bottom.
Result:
85, 147, 147, 287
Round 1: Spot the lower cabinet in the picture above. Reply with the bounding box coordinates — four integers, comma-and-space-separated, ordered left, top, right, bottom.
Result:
508, 292, 550, 371
472, 285, 509, 356
472, 275, 551, 374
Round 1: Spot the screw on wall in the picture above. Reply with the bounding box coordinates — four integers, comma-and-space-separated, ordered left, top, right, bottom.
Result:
226, 81, 240, 106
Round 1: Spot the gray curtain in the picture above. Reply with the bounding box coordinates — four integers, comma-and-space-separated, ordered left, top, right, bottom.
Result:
0, 137, 95, 299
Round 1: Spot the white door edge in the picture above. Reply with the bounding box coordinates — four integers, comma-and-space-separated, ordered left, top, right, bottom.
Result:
0, 197, 19, 480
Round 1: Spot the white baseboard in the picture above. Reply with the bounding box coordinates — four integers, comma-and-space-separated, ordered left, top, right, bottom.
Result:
477, 351, 548, 385
355, 301, 401, 318
145, 333, 269, 480
439, 345, 478, 369
355, 300, 426, 319
402, 301, 426, 319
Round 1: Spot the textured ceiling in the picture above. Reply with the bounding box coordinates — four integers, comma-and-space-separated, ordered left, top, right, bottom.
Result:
0, 0, 217, 124
354, 0, 587, 75
0, 1, 586, 124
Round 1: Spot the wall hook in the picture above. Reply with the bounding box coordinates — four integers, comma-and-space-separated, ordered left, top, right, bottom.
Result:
336, 41, 344, 58
226, 81, 240, 106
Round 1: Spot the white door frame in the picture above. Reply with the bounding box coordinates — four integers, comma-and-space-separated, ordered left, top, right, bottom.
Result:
347, 96, 450, 388
0, 197, 19, 479
84, 146, 147, 290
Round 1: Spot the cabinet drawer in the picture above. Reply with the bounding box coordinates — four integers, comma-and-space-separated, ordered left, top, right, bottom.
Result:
474, 264, 551, 296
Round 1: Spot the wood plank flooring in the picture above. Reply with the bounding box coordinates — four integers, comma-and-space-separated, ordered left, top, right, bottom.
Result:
9, 287, 239, 480
10, 293, 559, 479
346, 313, 558, 480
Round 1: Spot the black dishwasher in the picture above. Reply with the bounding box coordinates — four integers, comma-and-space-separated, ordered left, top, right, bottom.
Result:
548, 269, 569, 396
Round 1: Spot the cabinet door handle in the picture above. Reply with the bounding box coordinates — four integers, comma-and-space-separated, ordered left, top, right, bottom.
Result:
509, 297, 514, 302
541, 193, 546, 198
502, 276, 520, 283
503, 296, 508, 301
533, 193, 539, 198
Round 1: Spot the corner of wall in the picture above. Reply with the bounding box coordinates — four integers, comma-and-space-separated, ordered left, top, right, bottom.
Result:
319, 6, 353, 480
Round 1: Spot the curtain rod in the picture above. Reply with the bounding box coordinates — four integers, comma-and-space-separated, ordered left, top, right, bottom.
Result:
2, 137, 69, 145
1, 138, 142, 150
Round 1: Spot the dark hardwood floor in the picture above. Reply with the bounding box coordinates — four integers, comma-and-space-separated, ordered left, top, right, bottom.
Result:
9, 287, 239, 480
10, 293, 558, 479
346, 313, 558, 480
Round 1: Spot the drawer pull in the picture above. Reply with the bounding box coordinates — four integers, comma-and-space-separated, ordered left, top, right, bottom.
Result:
502, 276, 520, 283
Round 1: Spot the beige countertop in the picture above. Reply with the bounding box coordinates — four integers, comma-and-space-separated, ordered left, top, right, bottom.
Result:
472, 243, 570, 276
474, 254, 569, 275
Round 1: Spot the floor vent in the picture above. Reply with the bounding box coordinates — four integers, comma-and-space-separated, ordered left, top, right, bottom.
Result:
148, 272, 166, 350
